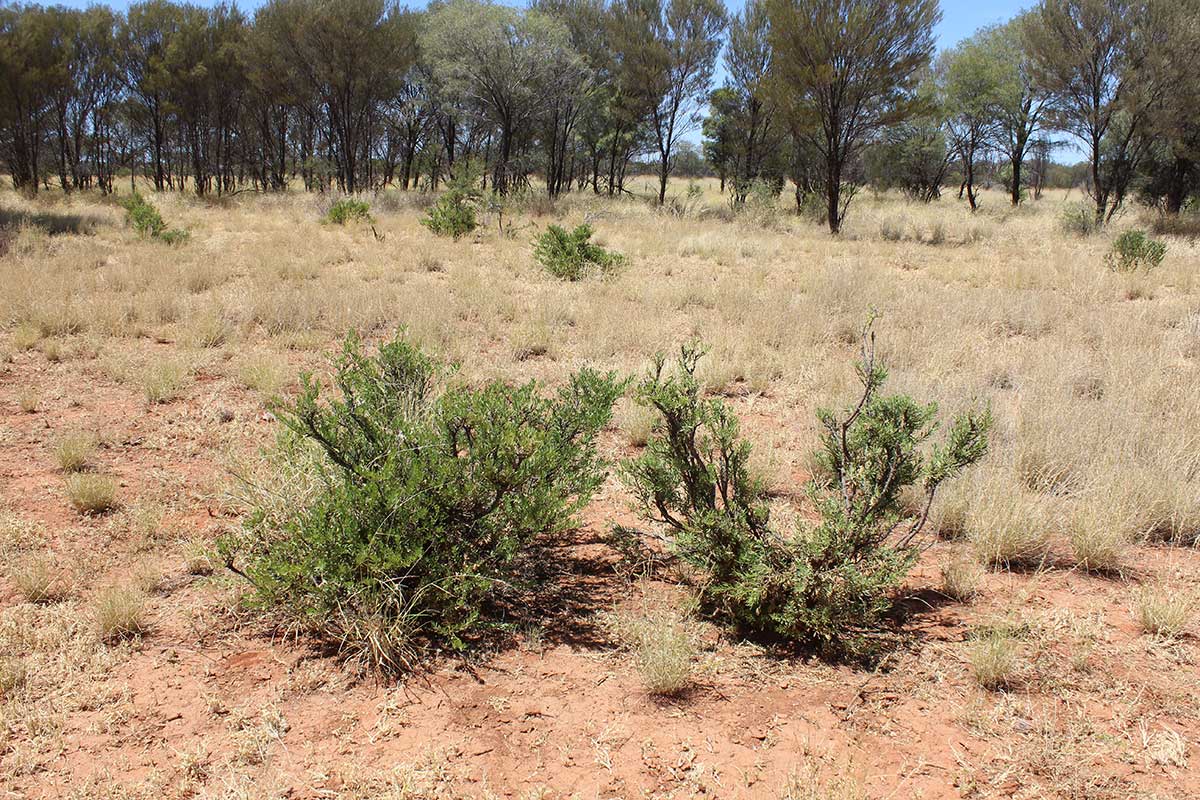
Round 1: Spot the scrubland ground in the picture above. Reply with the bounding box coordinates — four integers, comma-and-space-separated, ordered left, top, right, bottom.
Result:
1, 179, 1199, 799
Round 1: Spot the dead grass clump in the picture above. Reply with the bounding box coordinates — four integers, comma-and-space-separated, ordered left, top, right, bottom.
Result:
1066, 504, 1129, 574
608, 603, 697, 695
968, 484, 1053, 570
970, 628, 1021, 690
237, 354, 289, 396
94, 586, 148, 641
614, 399, 657, 447
940, 552, 985, 602
8, 554, 69, 604
65, 473, 119, 514
0, 657, 26, 697
17, 386, 39, 412
139, 360, 189, 404
1132, 586, 1193, 639
52, 430, 99, 472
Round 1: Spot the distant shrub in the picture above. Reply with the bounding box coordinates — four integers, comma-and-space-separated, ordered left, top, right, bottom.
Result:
533, 223, 625, 280
1105, 229, 1167, 272
1059, 203, 1099, 237
122, 191, 166, 238
621, 322, 991, 650
226, 332, 624, 671
325, 198, 373, 225
422, 172, 480, 239
121, 191, 188, 245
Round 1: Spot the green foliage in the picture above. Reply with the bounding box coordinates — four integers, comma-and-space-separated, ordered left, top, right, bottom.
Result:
120, 191, 188, 245
533, 223, 625, 280
1059, 202, 1099, 237
1105, 229, 1167, 272
121, 191, 166, 238
621, 324, 991, 649
228, 332, 624, 671
325, 198, 373, 225
421, 171, 481, 239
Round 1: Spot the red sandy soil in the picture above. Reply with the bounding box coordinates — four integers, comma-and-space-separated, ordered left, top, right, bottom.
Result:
1, 348, 1198, 799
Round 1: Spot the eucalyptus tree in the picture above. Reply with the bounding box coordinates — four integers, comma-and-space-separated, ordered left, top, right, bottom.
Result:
424, 0, 585, 195
767, 0, 940, 233
611, 0, 726, 204
936, 36, 1006, 211
1024, 0, 1165, 223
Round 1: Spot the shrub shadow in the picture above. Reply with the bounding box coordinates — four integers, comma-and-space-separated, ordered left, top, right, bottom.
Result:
0, 207, 107, 236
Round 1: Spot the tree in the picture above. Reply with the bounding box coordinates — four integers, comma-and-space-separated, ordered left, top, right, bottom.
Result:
1024, 0, 1167, 224
981, 16, 1053, 206
719, 0, 783, 204
767, 0, 940, 233
612, 0, 726, 205
1135, 0, 1200, 214
0, 5, 64, 193
424, 0, 582, 195
936, 35, 1006, 211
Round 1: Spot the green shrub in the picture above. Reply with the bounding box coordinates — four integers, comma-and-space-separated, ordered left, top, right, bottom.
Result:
226, 332, 623, 670
422, 172, 481, 239
621, 324, 991, 650
533, 223, 625, 280
158, 228, 190, 246
1105, 229, 1167, 272
121, 191, 166, 238
325, 198, 373, 225
1059, 202, 1099, 237
121, 191, 188, 245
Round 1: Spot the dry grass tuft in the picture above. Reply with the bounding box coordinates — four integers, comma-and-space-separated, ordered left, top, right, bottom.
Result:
1066, 504, 1128, 574
968, 484, 1053, 570
1132, 586, 1193, 639
970, 628, 1020, 690
17, 386, 39, 412
94, 586, 148, 641
65, 473, 119, 514
608, 602, 697, 695
139, 360, 190, 404
0, 657, 27, 697
8, 554, 69, 604
939, 551, 985, 602
52, 430, 99, 473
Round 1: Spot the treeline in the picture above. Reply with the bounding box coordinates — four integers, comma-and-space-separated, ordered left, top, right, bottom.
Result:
1, 0, 1199, 232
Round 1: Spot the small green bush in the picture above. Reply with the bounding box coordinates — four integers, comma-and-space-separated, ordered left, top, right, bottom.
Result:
533, 223, 626, 280
1059, 202, 1099, 237
121, 191, 188, 245
325, 198, 373, 225
121, 191, 166, 238
621, 323, 991, 650
226, 332, 624, 671
422, 173, 480, 239
1105, 229, 1167, 272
